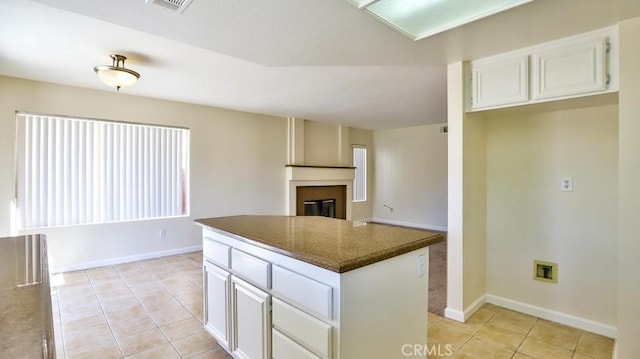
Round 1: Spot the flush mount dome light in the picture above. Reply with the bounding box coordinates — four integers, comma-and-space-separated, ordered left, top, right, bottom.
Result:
94, 54, 140, 91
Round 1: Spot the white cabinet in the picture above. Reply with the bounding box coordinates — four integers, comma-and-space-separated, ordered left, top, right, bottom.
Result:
232, 249, 271, 289
467, 26, 617, 112
271, 298, 331, 359
204, 261, 231, 350
471, 55, 529, 110
204, 240, 272, 359
231, 276, 271, 359
203, 237, 231, 269
201, 227, 429, 359
271, 266, 332, 320
272, 329, 321, 359
532, 38, 607, 100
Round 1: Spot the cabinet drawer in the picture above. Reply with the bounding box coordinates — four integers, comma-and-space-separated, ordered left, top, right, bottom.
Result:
272, 265, 332, 320
273, 329, 322, 359
203, 237, 231, 269
272, 298, 331, 358
231, 249, 271, 289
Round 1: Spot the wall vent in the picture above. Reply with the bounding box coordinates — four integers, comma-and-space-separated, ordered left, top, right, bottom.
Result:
146, 0, 194, 13
439, 125, 448, 134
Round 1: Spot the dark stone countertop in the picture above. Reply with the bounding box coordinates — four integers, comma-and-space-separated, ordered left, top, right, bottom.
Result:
195, 215, 444, 273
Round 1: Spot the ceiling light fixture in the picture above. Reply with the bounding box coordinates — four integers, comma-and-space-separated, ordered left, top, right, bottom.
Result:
350, 0, 533, 40
94, 54, 140, 91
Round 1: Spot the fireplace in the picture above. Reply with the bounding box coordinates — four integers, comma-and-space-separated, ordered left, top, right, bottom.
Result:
296, 185, 346, 219
304, 199, 336, 217
286, 165, 355, 220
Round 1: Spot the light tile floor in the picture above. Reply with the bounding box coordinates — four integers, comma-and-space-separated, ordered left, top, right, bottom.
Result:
51, 252, 614, 359
51, 251, 230, 359
427, 304, 614, 359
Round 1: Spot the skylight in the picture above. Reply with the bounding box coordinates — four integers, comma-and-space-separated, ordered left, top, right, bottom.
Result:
350, 0, 533, 41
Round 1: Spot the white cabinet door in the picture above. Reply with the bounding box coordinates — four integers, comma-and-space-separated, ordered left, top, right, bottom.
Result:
231, 276, 271, 359
471, 55, 529, 110
532, 38, 607, 100
204, 261, 231, 350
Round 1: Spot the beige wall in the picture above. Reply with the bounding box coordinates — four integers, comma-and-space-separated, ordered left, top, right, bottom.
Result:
462, 112, 487, 310
446, 61, 487, 320
372, 123, 448, 230
447, 60, 619, 333
304, 120, 349, 166
485, 102, 618, 328
0, 75, 287, 271
617, 17, 640, 358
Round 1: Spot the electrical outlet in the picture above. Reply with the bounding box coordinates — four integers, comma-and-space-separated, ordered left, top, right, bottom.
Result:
159, 229, 167, 238
417, 254, 426, 277
561, 177, 573, 192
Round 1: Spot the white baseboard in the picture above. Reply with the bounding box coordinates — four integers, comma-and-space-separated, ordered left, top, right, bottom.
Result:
444, 294, 486, 323
486, 294, 618, 338
370, 218, 447, 232
464, 294, 487, 318
51, 245, 203, 273
444, 307, 465, 322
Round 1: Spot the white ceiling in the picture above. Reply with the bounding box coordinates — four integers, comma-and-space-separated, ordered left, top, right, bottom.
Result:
1, 0, 638, 130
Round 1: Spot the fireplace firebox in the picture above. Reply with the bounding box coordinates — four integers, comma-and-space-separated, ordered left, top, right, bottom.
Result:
303, 199, 336, 218
296, 185, 346, 219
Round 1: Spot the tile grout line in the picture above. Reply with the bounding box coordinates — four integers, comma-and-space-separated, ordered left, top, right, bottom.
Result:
51, 283, 66, 359
57, 254, 212, 359
111, 263, 153, 359
457, 307, 500, 355
88, 266, 126, 359
573, 330, 584, 357
119, 255, 204, 358
117, 260, 176, 358
113, 260, 172, 358
484, 307, 520, 357
512, 316, 539, 359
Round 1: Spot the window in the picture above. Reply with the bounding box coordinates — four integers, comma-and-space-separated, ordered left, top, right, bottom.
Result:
15, 113, 189, 229
352, 145, 367, 202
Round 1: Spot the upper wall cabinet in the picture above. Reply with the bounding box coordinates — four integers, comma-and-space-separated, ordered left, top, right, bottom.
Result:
472, 55, 529, 109
467, 26, 618, 112
532, 38, 607, 100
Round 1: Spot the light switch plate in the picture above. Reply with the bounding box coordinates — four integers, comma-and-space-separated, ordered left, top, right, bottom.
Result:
561, 177, 573, 192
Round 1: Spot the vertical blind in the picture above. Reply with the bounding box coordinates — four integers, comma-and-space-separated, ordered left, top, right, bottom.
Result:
353, 146, 367, 202
15, 113, 189, 229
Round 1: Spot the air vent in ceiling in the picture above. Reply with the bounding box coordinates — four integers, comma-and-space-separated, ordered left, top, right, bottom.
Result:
146, 0, 193, 13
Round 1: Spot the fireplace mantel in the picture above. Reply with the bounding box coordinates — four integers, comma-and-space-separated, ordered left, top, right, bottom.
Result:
286, 165, 355, 169
285, 165, 355, 219
286, 165, 355, 181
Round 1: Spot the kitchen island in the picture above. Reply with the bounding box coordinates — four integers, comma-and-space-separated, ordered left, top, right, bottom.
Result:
195, 215, 443, 359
